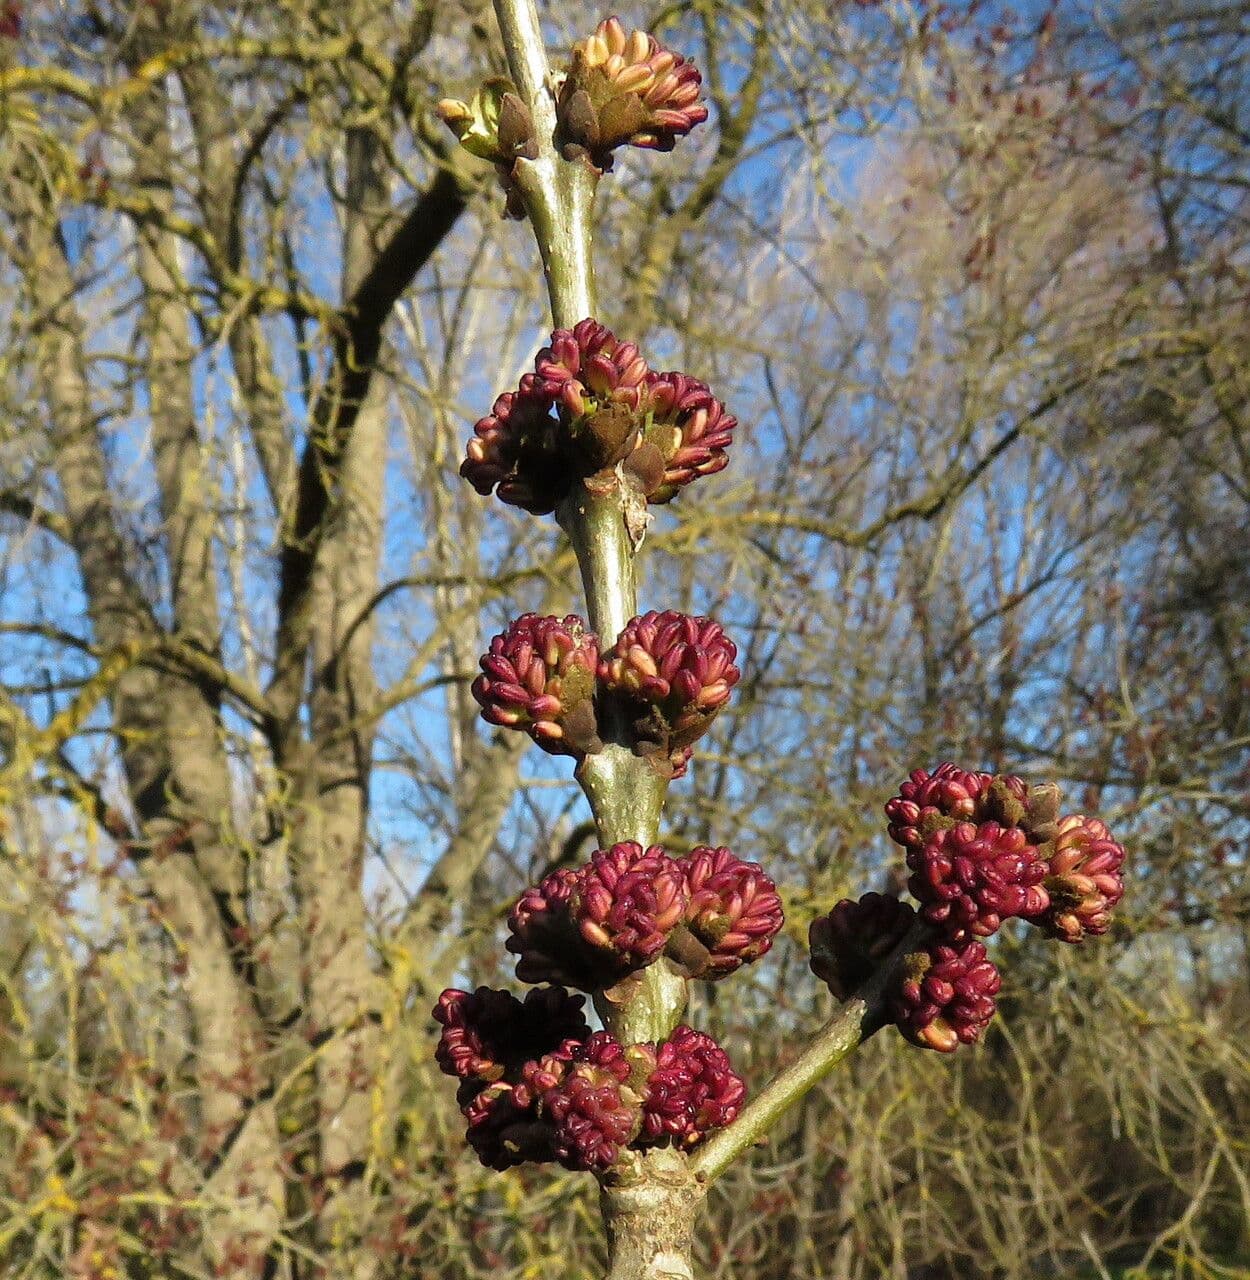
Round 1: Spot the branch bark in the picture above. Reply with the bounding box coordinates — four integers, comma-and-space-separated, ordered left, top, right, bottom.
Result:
688, 917, 929, 1185
492, 3, 694, 1275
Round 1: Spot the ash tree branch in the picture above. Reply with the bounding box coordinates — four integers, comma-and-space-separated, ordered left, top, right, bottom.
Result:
689, 916, 930, 1185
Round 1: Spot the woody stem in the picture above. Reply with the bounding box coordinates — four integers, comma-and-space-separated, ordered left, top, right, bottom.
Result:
492, 0, 683, 1045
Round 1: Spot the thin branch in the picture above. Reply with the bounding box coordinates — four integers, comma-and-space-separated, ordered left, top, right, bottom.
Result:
688, 917, 930, 1185
0, 491, 73, 542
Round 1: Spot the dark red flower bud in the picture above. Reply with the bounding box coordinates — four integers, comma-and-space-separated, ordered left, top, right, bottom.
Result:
894, 939, 1001, 1052
1028, 814, 1126, 943
506, 844, 687, 990
526, 1031, 647, 1171
885, 763, 996, 849
638, 1026, 745, 1149
886, 764, 1063, 850
598, 611, 740, 772
462, 323, 737, 514
809, 892, 918, 1000
432, 985, 589, 1084
534, 319, 650, 422
908, 820, 1049, 939
577, 842, 687, 965
472, 613, 602, 756
638, 372, 736, 502
670, 846, 783, 979
556, 18, 708, 170
462, 1081, 557, 1170
460, 377, 569, 514
506, 867, 584, 986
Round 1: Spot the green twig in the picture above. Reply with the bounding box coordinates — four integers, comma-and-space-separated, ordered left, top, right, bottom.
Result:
689, 917, 929, 1185
493, 0, 683, 1047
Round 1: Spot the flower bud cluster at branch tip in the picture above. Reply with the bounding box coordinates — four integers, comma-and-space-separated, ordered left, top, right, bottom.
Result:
472, 609, 740, 776
439, 18, 706, 197
435, 993, 743, 1172
461, 320, 736, 514
556, 17, 708, 170
598, 610, 740, 778
809, 764, 1127, 1052
472, 613, 601, 757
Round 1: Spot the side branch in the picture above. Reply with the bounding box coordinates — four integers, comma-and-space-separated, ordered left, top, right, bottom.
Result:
688, 917, 929, 1185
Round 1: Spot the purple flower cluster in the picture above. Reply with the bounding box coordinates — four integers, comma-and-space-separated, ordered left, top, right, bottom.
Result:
642, 372, 737, 503
461, 319, 735, 516
884, 763, 997, 849
435, 993, 744, 1172
506, 842, 686, 989
462, 379, 571, 514
517, 1032, 650, 1171
533, 320, 650, 421
895, 940, 1002, 1052
505, 840, 783, 992
636, 1026, 746, 1149
907, 821, 1049, 940
471, 609, 740, 775
432, 985, 589, 1083
557, 17, 708, 169
1031, 814, 1126, 943
808, 764, 1127, 1053
471, 613, 601, 757
598, 610, 740, 777
672, 845, 784, 979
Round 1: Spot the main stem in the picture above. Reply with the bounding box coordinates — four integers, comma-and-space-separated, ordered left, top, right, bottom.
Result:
493, 0, 682, 1046
493, 3, 695, 1277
